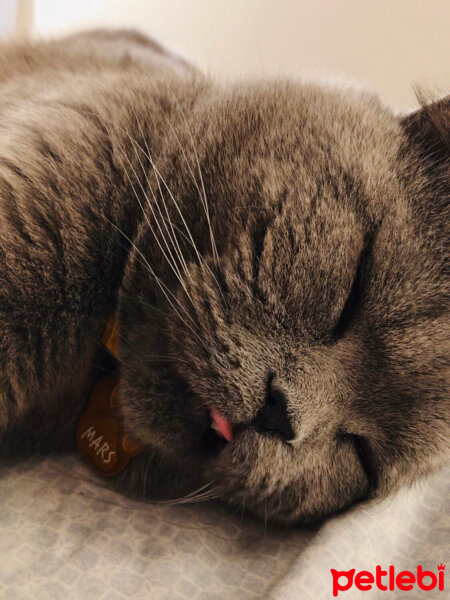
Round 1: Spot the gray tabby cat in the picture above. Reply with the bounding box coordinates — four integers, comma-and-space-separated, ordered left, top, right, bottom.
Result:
0, 30, 448, 523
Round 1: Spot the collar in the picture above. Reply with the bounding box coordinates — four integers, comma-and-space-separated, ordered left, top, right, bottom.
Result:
76, 315, 143, 476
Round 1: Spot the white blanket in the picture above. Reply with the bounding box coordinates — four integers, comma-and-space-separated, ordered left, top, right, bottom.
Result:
0, 456, 448, 599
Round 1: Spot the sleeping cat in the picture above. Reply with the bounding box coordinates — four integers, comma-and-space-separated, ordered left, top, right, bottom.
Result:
0, 30, 448, 523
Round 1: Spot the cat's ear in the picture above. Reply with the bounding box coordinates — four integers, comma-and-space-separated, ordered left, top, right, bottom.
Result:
400, 92, 449, 172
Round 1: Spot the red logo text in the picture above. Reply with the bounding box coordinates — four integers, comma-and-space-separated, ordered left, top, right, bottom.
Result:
331, 564, 445, 597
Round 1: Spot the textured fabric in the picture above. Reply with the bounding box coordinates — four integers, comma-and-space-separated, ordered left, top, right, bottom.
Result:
0, 456, 448, 599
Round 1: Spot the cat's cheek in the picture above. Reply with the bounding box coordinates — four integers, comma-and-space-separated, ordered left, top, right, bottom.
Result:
117, 376, 209, 457
117, 403, 199, 459
204, 430, 372, 524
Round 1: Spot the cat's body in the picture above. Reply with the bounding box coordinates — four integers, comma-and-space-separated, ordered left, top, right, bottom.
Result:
0, 30, 200, 456
0, 30, 448, 523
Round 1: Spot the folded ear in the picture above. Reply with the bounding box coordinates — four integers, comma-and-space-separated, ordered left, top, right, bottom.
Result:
400, 93, 449, 175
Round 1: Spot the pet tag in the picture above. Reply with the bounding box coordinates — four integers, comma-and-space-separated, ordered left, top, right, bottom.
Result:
76, 316, 143, 476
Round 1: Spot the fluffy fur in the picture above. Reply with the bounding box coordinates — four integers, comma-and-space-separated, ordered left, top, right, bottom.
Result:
0, 30, 448, 523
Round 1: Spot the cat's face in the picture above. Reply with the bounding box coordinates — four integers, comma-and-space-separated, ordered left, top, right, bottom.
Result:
118, 83, 449, 523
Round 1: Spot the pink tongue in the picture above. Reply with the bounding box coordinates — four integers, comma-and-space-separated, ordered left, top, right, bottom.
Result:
210, 407, 233, 442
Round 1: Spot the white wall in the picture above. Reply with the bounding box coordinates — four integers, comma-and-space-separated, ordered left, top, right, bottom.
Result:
0, 0, 18, 39
22, 0, 450, 110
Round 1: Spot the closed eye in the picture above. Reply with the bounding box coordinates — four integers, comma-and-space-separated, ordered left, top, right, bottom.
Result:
351, 434, 378, 491
338, 432, 378, 492
332, 233, 373, 338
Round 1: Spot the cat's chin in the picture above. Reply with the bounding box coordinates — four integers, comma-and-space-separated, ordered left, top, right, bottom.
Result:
110, 409, 236, 504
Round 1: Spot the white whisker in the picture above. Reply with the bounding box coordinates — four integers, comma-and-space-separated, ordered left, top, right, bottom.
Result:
103, 216, 206, 348
172, 96, 219, 265
102, 121, 199, 322
116, 113, 227, 309
126, 111, 192, 282
157, 107, 228, 307
160, 481, 221, 505
115, 136, 196, 310
141, 147, 228, 309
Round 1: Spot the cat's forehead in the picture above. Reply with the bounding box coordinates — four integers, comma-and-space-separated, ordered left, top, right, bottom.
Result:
188, 84, 413, 338
195, 81, 404, 220
205, 81, 398, 150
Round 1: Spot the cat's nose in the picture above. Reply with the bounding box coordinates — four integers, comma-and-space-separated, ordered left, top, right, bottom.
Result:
250, 375, 295, 441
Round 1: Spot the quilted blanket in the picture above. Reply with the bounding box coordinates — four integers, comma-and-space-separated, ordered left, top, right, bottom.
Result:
0, 456, 448, 599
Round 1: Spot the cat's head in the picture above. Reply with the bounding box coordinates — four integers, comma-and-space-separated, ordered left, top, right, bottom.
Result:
117, 82, 449, 523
